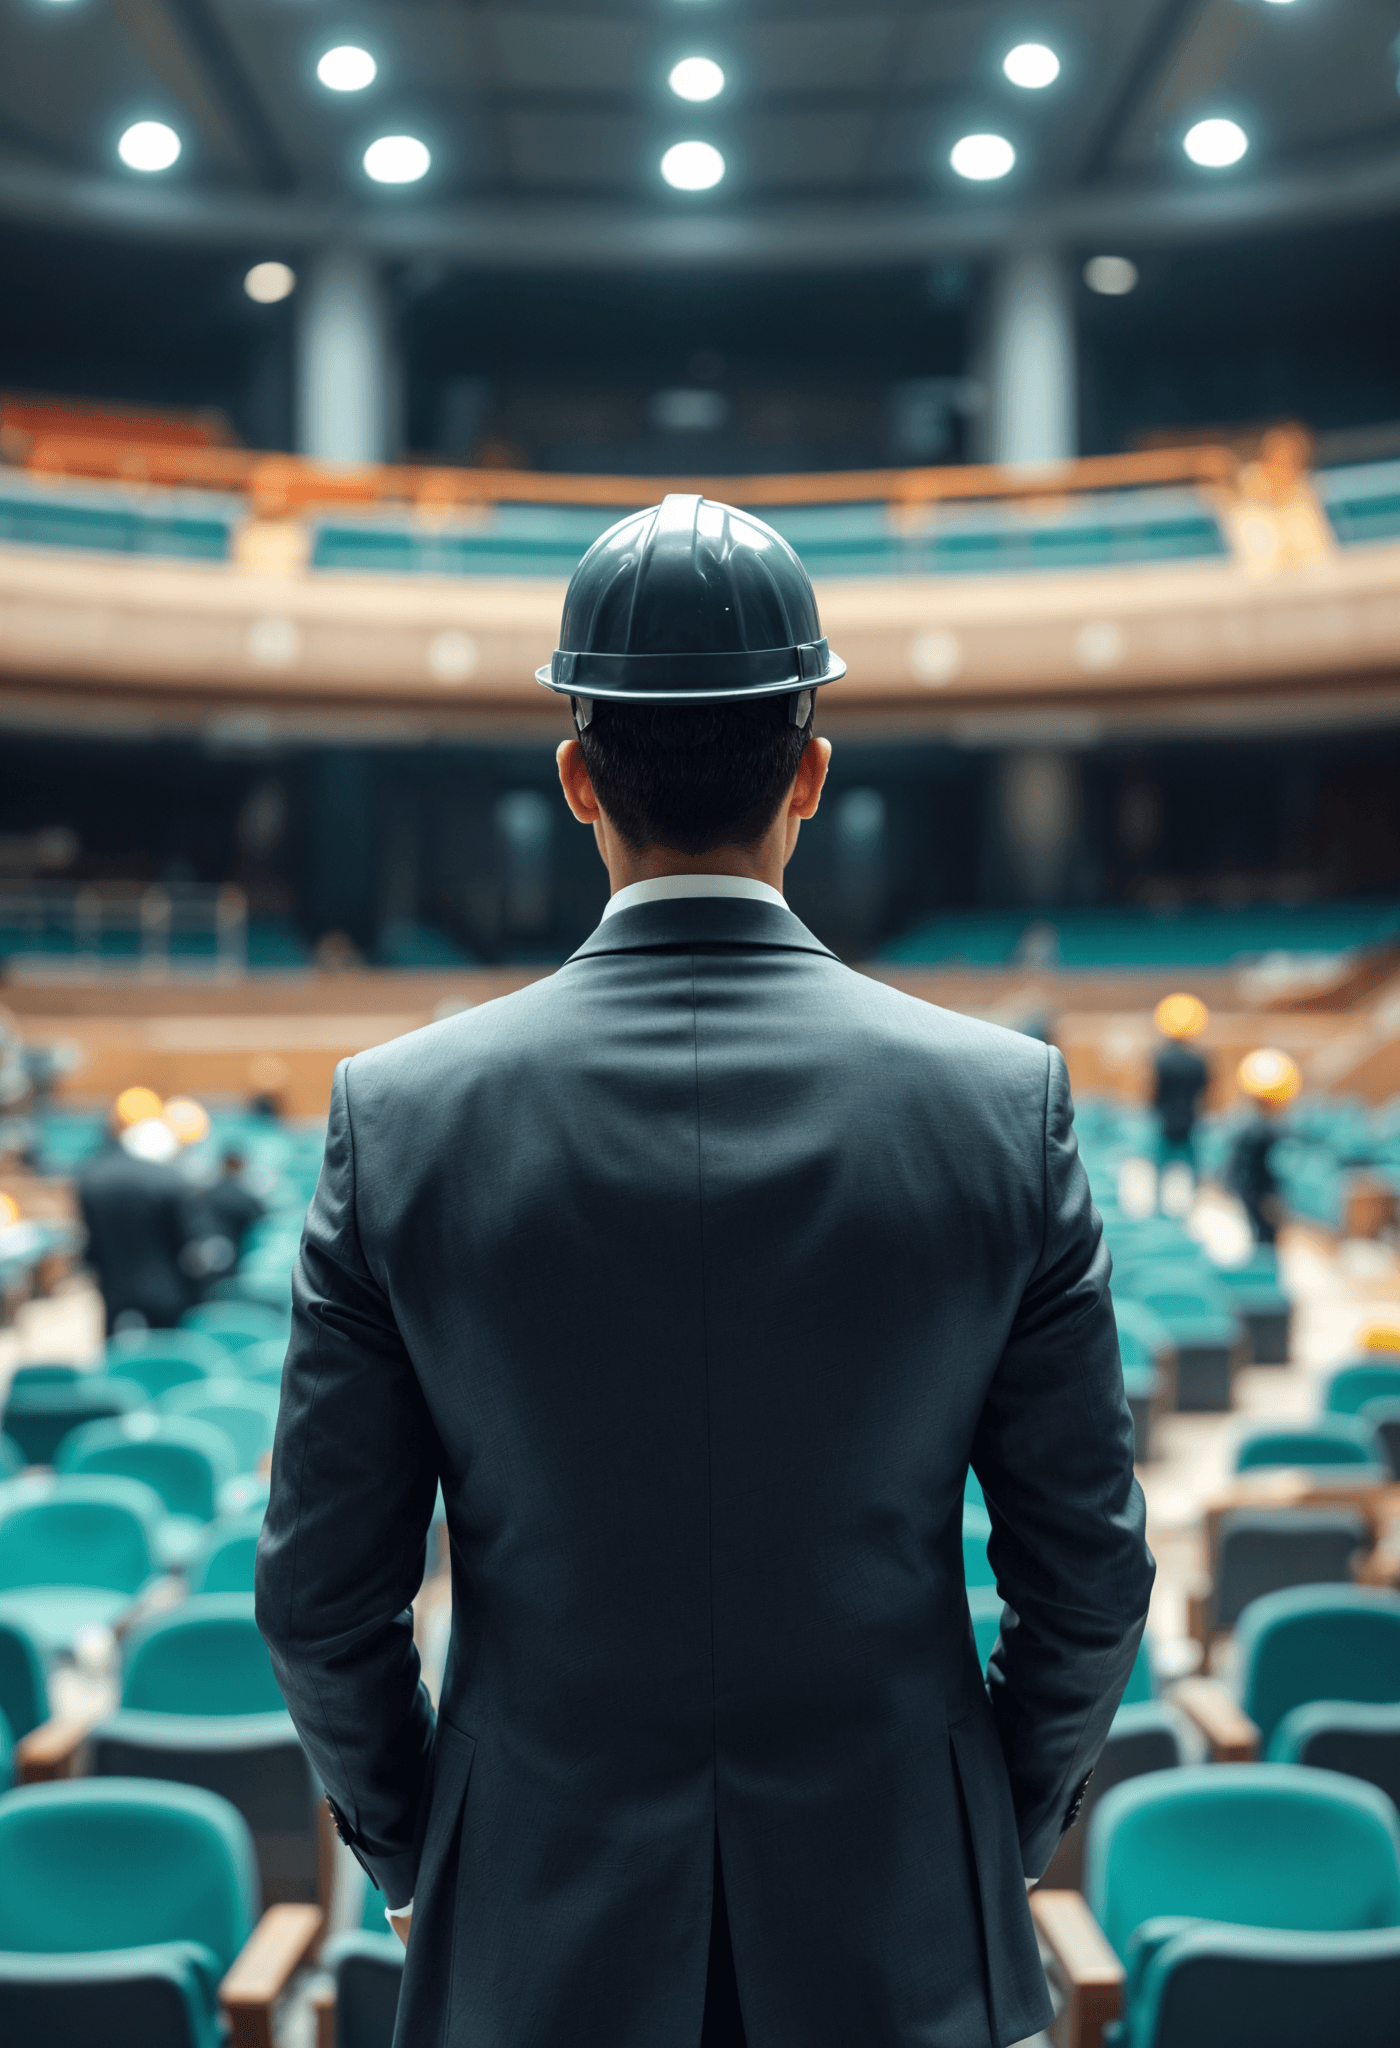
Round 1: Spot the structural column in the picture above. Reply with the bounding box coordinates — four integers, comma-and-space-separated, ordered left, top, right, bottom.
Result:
295, 247, 397, 464
984, 247, 1078, 467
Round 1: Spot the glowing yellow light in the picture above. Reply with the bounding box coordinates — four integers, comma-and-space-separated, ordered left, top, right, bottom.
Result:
1236, 1047, 1301, 1105
114, 1085, 164, 1127
163, 1096, 211, 1146
1154, 993, 1209, 1041
0, 1191, 20, 1226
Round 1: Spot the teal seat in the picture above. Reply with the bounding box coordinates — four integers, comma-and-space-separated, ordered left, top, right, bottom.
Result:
55, 1416, 238, 1572
157, 1382, 278, 1474
0, 1612, 49, 1741
1211, 1247, 1292, 1365
0, 1479, 160, 1654
1086, 1767, 1400, 2048
0, 1705, 11, 1791
0, 1435, 22, 1479
1113, 1271, 1239, 1412
1112, 1297, 1174, 1363
1326, 1361, 1400, 1417
1235, 1586, 1400, 1747
1128, 1922, 1400, 2048
229, 1340, 286, 1388
120, 1596, 284, 1718
962, 1504, 993, 1589
322, 1876, 403, 2048
179, 1303, 289, 1356
91, 1598, 321, 1908
216, 1471, 270, 1522
967, 1585, 1001, 1667
1269, 1700, 1400, 1814
104, 1332, 228, 1400
2, 1372, 146, 1466
963, 1467, 983, 1508
187, 1514, 263, 1596
0, 1777, 258, 2048
1235, 1415, 1383, 1474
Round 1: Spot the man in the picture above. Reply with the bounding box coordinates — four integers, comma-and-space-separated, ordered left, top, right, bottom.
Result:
258, 496, 1153, 2048
78, 1091, 204, 1333
1150, 992, 1211, 1172
202, 1147, 266, 1270
1227, 1046, 1301, 1244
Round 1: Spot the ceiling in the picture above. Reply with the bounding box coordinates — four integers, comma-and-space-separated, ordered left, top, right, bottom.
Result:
2, 0, 1400, 264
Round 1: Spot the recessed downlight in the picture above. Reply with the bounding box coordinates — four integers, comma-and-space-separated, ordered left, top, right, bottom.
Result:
364, 134, 430, 183
950, 133, 1015, 181
318, 46, 377, 92
1003, 44, 1059, 89
118, 121, 180, 172
245, 262, 296, 304
669, 56, 724, 101
661, 140, 725, 190
1183, 117, 1248, 167
1083, 255, 1138, 296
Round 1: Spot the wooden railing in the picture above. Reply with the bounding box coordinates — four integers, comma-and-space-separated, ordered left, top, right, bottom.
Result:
2, 428, 1247, 518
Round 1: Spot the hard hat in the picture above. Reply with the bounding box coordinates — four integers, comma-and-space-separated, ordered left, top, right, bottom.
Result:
114, 1085, 163, 1128
537, 493, 846, 730
1154, 992, 1209, 1040
163, 1096, 210, 1146
1237, 1047, 1301, 1106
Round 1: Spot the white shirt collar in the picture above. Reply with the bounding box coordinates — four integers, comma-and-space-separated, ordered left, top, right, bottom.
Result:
600, 874, 791, 921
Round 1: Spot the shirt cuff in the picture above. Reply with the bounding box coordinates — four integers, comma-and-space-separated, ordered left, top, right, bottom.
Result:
385, 1898, 413, 1925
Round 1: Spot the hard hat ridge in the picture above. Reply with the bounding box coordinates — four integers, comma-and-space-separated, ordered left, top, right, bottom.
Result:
538, 493, 845, 725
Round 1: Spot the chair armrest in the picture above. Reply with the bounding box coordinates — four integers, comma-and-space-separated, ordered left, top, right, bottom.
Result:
1172, 1678, 1261, 1761
15, 1714, 97, 1784
1185, 1578, 1212, 1651
220, 1903, 324, 2048
1030, 1888, 1124, 2048
310, 1975, 337, 2048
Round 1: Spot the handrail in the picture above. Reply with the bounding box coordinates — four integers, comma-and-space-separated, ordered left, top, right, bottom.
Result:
7, 433, 1243, 516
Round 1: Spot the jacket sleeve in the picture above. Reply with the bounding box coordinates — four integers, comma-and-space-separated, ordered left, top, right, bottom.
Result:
255, 1058, 440, 1907
970, 1046, 1155, 1879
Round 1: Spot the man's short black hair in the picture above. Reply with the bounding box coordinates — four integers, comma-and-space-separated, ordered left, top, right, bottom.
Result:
576, 695, 815, 856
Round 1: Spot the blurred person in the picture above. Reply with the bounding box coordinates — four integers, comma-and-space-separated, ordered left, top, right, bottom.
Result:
202, 1147, 266, 1271
1150, 992, 1211, 1175
1226, 1047, 1302, 1245
78, 1088, 206, 1334
258, 498, 1153, 2048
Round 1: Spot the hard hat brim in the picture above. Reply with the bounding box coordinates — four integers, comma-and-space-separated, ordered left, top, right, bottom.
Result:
536, 640, 846, 702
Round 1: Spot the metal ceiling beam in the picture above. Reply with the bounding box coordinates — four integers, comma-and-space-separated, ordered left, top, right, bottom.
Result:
2, 139, 1400, 269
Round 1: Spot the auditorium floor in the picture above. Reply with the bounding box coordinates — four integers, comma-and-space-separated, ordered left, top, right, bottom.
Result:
2, 1229, 1398, 2046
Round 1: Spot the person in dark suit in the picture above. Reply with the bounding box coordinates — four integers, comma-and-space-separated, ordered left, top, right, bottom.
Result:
78, 1098, 205, 1333
257, 497, 1154, 2048
1227, 1047, 1301, 1245
1150, 991, 1211, 1172
202, 1148, 266, 1270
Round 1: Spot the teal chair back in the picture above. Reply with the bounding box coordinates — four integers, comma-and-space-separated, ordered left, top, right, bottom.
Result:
0, 1777, 256, 1964
1119, 1634, 1156, 1707
1112, 1298, 1174, 1361
157, 1382, 279, 1474
1326, 1362, 1400, 1417
104, 1332, 227, 1400
229, 1340, 286, 1387
0, 1706, 11, 1791
179, 1303, 289, 1355
1237, 1586, 1400, 1746
56, 1415, 238, 1523
0, 1434, 23, 1479
967, 1586, 1001, 1667
0, 1487, 155, 1593
1, 1374, 147, 1466
1088, 1765, 1400, 1963
121, 1595, 285, 1716
962, 1504, 994, 1589
1235, 1416, 1381, 1473
187, 1513, 263, 1596
0, 1613, 49, 1740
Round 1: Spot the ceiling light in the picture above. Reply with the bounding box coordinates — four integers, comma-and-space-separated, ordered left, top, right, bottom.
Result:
118, 121, 180, 172
950, 133, 1015, 181
669, 56, 724, 101
1083, 254, 1138, 296
1003, 44, 1059, 89
318, 45, 377, 92
661, 140, 725, 190
244, 261, 296, 304
1183, 117, 1248, 167
364, 134, 430, 183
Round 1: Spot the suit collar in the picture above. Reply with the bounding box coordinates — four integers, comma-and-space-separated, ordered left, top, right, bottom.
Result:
567, 894, 838, 963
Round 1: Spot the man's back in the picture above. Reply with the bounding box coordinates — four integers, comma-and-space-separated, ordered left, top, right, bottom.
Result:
78, 1146, 196, 1331
258, 896, 1152, 2048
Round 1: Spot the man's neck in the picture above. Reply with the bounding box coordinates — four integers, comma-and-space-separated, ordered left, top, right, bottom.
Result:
603, 845, 784, 897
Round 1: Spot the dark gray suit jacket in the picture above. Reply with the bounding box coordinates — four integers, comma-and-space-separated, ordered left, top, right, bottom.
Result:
256, 896, 1153, 2048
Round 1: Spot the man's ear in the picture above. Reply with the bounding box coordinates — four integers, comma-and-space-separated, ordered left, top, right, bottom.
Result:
557, 738, 602, 825
790, 736, 832, 821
